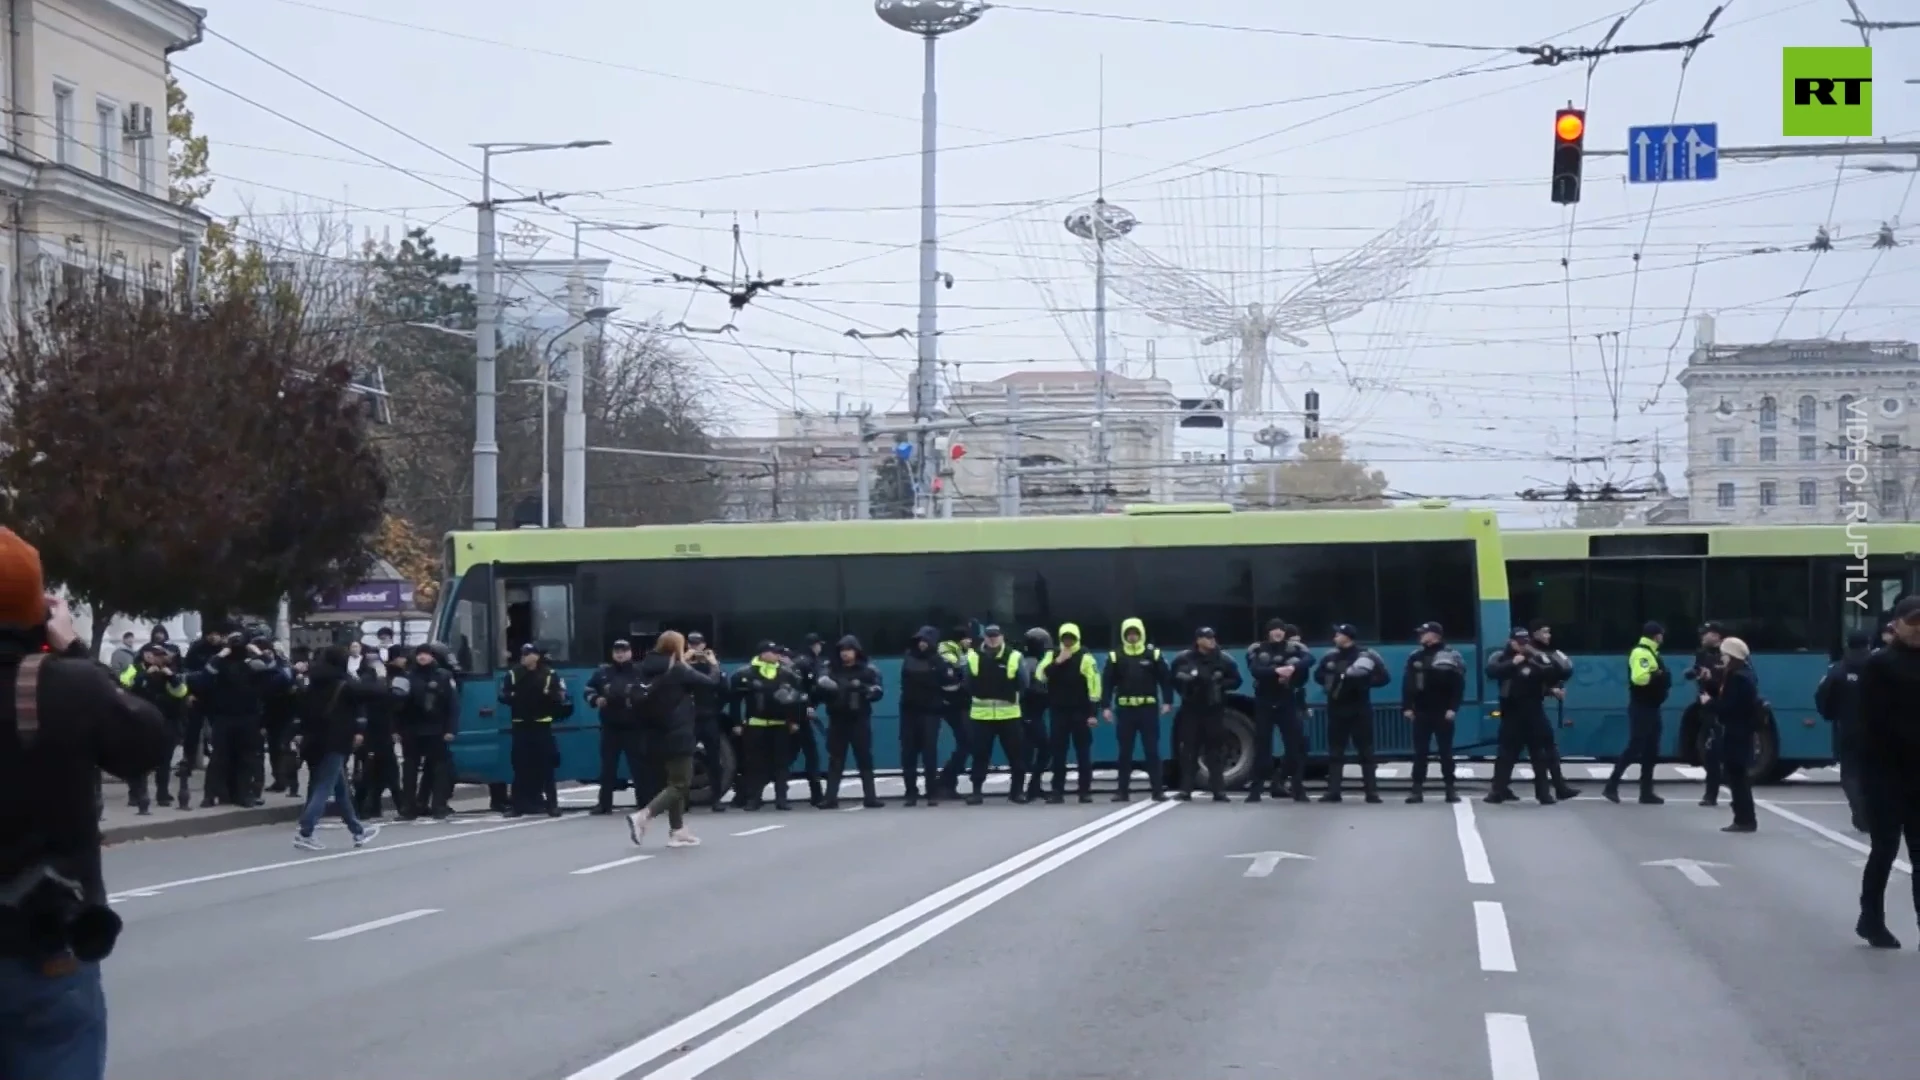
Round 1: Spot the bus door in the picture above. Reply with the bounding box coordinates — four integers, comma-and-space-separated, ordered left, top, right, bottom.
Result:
438, 562, 501, 781
1843, 565, 1912, 644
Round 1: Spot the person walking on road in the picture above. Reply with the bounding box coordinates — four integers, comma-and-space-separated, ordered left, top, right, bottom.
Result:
1605, 622, 1670, 806
626, 632, 723, 848
290, 647, 383, 851
1855, 596, 1920, 949
1816, 630, 1873, 833
1714, 637, 1761, 834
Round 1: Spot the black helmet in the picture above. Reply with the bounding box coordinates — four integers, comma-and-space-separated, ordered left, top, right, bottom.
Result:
1023, 627, 1053, 654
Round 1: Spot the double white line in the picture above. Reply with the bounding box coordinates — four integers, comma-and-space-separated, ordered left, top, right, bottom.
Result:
566, 797, 1179, 1080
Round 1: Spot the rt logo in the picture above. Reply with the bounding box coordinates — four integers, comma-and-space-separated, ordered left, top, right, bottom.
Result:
1783, 46, 1872, 136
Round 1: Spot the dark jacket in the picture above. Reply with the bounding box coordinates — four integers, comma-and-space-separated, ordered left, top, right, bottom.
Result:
500, 663, 566, 726
189, 645, 292, 719
0, 640, 172, 910
1039, 624, 1100, 713
354, 656, 395, 738
1247, 639, 1312, 703
1169, 646, 1241, 712
898, 626, 950, 714
1858, 640, 1920, 791
1317, 644, 1391, 711
296, 659, 387, 759
687, 657, 727, 722
1686, 646, 1723, 702
819, 638, 884, 721
1104, 618, 1170, 708
1487, 643, 1559, 708
1816, 647, 1871, 757
1401, 643, 1466, 713
399, 661, 458, 737
587, 660, 646, 731
634, 652, 723, 757
729, 660, 805, 727
118, 658, 187, 723
1718, 660, 1762, 730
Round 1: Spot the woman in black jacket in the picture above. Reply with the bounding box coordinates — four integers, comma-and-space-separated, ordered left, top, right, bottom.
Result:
1715, 637, 1762, 834
292, 647, 389, 851
627, 631, 724, 848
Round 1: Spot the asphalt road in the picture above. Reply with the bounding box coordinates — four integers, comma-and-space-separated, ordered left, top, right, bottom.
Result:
100, 779, 1917, 1080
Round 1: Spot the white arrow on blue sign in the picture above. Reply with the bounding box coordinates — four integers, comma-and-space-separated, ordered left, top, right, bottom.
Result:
1628, 123, 1718, 183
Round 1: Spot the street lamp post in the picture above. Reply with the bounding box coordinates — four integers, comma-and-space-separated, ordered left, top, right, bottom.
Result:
469, 138, 609, 531
875, 0, 984, 516
537, 306, 618, 528
565, 221, 658, 529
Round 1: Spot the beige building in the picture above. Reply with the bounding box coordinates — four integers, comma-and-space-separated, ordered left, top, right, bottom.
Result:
1, 0, 208, 325
1676, 317, 1920, 524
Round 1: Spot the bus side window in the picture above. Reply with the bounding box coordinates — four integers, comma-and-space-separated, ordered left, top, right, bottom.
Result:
504, 581, 575, 663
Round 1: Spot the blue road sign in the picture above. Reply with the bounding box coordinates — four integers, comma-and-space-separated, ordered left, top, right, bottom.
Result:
1628, 123, 1718, 183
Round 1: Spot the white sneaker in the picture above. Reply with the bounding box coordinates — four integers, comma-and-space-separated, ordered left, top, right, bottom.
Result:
626, 809, 652, 846
353, 823, 382, 848
293, 833, 324, 851
667, 829, 700, 848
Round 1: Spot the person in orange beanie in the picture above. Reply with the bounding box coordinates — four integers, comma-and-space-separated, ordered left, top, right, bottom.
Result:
0, 527, 171, 1079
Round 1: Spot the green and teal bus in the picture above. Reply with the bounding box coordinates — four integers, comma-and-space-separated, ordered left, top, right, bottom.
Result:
431, 503, 1510, 791
1504, 524, 1920, 782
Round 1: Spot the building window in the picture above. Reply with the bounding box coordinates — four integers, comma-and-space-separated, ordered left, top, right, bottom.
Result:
1759, 436, 1777, 462
1797, 395, 1817, 427
1880, 434, 1900, 459
59, 262, 84, 297
1839, 394, 1859, 426
1758, 396, 1777, 429
1799, 434, 1817, 461
52, 84, 74, 165
1798, 479, 1817, 506
1882, 396, 1903, 417
95, 101, 116, 178
1716, 437, 1735, 464
1717, 482, 1735, 509
1881, 478, 1902, 513
1759, 480, 1777, 507
1715, 397, 1734, 417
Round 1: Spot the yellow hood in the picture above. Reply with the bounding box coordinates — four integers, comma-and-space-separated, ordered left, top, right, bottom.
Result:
1056, 623, 1081, 656
1120, 617, 1147, 655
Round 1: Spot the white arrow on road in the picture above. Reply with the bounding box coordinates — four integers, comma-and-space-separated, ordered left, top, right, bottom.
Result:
1643, 857, 1729, 887
1684, 128, 1713, 177
1634, 131, 1652, 181
1662, 129, 1679, 179
1227, 851, 1314, 878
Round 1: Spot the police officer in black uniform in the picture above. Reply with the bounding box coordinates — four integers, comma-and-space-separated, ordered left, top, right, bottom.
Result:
936, 625, 975, 799
1019, 627, 1052, 802
1403, 621, 1466, 804
1485, 628, 1558, 805
1524, 621, 1581, 800
964, 625, 1027, 805
116, 644, 187, 814
897, 626, 949, 807
1689, 621, 1728, 807
817, 635, 885, 810
1315, 624, 1391, 803
1103, 617, 1170, 803
500, 644, 567, 817
685, 633, 732, 813
1246, 619, 1313, 803
1171, 627, 1241, 802
189, 631, 290, 808
1817, 629, 1874, 832
396, 644, 458, 819
731, 642, 804, 811
587, 639, 648, 815
788, 634, 829, 807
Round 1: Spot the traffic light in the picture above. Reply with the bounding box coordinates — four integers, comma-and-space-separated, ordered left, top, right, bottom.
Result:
1551, 107, 1585, 205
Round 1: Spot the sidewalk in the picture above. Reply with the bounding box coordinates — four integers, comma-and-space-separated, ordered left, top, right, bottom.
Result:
98, 779, 501, 845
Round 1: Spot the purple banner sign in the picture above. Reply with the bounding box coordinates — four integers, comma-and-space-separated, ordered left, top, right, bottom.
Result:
313, 580, 416, 614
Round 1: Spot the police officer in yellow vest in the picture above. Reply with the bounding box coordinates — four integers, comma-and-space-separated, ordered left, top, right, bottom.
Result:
1038, 623, 1101, 804
963, 625, 1026, 805
501, 644, 568, 817
1102, 618, 1170, 802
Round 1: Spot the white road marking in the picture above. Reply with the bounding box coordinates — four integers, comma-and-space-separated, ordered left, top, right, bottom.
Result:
1584, 765, 1615, 779
1485, 1013, 1541, 1080
572, 855, 654, 876
1455, 765, 1477, 779
1374, 766, 1400, 779
1474, 901, 1516, 972
1512, 766, 1534, 781
1452, 799, 1495, 885
626, 800, 1181, 1080
1642, 858, 1727, 887
107, 816, 571, 902
562, 799, 1159, 1080
1756, 800, 1910, 874
1674, 765, 1707, 780
730, 825, 783, 837
309, 908, 439, 941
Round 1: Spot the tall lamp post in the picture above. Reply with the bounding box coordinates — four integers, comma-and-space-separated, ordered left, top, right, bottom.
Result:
528, 306, 618, 528
565, 221, 659, 528
875, 0, 984, 515
469, 138, 609, 530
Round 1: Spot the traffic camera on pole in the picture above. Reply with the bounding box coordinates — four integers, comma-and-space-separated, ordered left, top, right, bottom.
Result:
1551, 107, 1585, 205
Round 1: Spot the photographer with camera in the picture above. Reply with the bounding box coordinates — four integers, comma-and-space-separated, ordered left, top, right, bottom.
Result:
187, 630, 290, 808
116, 643, 188, 814
0, 528, 172, 1078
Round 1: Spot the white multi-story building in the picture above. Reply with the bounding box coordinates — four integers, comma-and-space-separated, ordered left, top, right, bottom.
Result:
1, 0, 209, 324
1676, 316, 1920, 524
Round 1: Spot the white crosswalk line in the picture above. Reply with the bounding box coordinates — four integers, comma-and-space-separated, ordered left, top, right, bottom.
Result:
1674, 766, 1707, 780
1513, 766, 1534, 781
1584, 765, 1613, 779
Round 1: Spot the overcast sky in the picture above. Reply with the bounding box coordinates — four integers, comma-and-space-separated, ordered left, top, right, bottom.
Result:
172, 0, 1918, 516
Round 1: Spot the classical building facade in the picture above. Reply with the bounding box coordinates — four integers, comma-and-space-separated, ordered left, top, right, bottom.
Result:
1676, 318, 1920, 524
1, 0, 209, 324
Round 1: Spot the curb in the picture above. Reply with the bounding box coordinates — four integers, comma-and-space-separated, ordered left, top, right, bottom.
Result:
102, 784, 495, 845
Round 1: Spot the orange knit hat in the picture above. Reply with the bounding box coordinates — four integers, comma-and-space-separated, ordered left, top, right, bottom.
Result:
0, 528, 47, 628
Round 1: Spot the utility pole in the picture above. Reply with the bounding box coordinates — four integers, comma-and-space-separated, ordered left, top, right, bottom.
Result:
564, 219, 659, 528
468, 138, 609, 530
1001, 383, 1021, 516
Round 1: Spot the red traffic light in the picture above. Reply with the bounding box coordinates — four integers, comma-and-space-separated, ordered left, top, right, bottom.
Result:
1555, 109, 1586, 143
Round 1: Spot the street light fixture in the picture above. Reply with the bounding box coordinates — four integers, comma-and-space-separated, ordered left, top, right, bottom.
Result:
528, 306, 619, 529
467, 137, 610, 532
875, 0, 985, 515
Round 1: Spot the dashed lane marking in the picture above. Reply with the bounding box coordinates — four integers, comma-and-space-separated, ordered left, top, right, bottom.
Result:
309, 908, 440, 941
572, 855, 654, 876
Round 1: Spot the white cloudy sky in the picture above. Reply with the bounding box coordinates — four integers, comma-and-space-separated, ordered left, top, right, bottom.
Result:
172, 0, 1918, 515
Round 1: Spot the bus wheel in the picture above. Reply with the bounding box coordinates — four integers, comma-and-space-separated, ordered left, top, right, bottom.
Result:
1199, 709, 1256, 791
689, 739, 737, 806
1748, 721, 1783, 785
